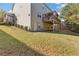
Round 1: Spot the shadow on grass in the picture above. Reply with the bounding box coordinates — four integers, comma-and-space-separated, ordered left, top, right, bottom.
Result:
0, 29, 44, 56
43, 31, 79, 37
31, 30, 79, 37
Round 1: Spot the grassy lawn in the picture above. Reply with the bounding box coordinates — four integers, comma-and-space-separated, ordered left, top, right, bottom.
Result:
0, 25, 79, 56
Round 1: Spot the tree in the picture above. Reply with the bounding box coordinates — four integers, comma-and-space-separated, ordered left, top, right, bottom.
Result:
0, 9, 6, 22
60, 3, 79, 32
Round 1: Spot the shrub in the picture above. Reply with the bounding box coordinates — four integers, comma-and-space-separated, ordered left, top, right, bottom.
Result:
0, 22, 5, 25
24, 26, 28, 31
72, 23, 79, 33
14, 24, 17, 27
17, 24, 20, 28
20, 25, 23, 29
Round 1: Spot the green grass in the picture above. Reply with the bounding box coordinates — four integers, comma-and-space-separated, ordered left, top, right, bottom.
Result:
0, 25, 79, 56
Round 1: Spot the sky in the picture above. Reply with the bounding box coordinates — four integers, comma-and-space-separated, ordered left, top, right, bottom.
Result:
47, 3, 67, 12
0, 3, 67, 13
0, 3, 13, 11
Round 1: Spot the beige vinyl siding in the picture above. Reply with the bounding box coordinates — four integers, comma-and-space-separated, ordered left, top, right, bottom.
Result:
13, 3, 31, 30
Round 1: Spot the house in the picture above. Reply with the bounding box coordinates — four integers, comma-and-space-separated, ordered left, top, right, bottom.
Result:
12, 3, 61, 31
43, 11, 61, 31
4, 12, 17, 25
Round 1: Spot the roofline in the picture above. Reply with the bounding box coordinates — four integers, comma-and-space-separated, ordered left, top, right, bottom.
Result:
12, 3, 15, 12
12, 3, 54, 13
43, 3, 53, 12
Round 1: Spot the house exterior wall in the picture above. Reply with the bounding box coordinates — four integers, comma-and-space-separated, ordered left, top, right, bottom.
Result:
12, 3, 31, 30
31, 3, 52, 31
12, 3, 53, 31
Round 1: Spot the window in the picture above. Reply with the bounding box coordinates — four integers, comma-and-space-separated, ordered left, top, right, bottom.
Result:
38, 24, 41, 29
28, 14, 30, 16
42, 14, 45, 20
42, 7, 44, 10
37, 14, 41, 18
38, 25, 40, 28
